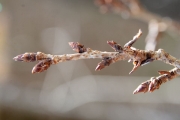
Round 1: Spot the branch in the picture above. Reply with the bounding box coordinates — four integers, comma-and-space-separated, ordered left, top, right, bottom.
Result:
133, 68, 180, 94
13, 30, 180, 94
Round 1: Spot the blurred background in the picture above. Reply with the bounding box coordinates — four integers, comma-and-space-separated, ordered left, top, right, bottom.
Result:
1, 0, 180, 120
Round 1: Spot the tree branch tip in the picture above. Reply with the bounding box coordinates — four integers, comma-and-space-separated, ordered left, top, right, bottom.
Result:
136, 29, 142, 38
129, 71, 133, 74
133, 88, 147, 94
13, 29, 180, 94
32, 70, 36, 74
139, 29, 142, 34
13, 53, 26, 62
95, 65, 102, 71
133, 90, 142, 94
13, 55, 22, 61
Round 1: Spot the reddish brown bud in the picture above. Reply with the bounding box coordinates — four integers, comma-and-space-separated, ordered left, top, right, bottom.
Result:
95, 57, 112, 71
133, 80, 150, 94
149, 75, 162, 92
107, 41, 123, 52
32, 59, 52, 74
13, 53, 37, 62
129, 60, 141, 74
148, 77, 160, 92
69, 42, 87, 53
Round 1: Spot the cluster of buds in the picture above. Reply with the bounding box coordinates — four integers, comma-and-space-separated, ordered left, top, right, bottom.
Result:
13, 52, 52, 73
14, 29, 180, 94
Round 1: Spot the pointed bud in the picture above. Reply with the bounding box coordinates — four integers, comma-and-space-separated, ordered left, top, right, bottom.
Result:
32, 59, 52, 74
13, 53, 37, 62
148, 77, 159, 92
13, 54, 24, 61
69, 42, 87, 53
133, 80, 150, 94
107, 41, 123, 52
129, 60, 140, 74
95, 64, 104, 71
95, 57, 112, 71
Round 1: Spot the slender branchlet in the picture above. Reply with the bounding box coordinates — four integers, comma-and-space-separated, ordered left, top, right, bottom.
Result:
124, 29, 142, 48
133, 68, 180, 94
13, 29, 180, 94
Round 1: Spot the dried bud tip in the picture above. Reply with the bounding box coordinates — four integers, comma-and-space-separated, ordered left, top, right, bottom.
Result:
129, 71, 133, 74
133, 86, 147, 94
13, 54, 24, 61
32, 69, 37, 74
95, 64, 104, 71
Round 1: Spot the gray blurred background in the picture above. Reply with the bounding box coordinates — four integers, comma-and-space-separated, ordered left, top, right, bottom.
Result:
1, 0, 180, 120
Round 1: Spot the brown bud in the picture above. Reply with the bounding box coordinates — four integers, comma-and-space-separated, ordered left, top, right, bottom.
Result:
107, 41, 123, 52
69, 42, 87, 53
13, 53, 37, 62
148, 77, 160, 92
129, 60, 140, 74
95, 57, 112, 71
133, 80, 150, 94
32, 59, 52, 74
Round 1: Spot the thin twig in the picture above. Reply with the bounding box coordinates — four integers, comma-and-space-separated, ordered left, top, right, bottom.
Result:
13, 29, 180, 94
133, 68, 180, 94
